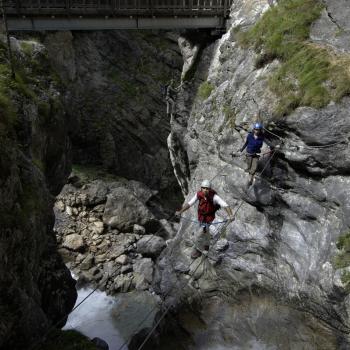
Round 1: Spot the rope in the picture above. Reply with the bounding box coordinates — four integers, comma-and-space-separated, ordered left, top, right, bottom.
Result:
30, 153, 236, 349
29, 212, 179, 350
135, 148, 278, 350
115, 220, 227, 350
179, 217, 228, 225
263, 127, 284, 141
30, 123, 281, 349
269, 123, 348, 149
132, 221, 229, 350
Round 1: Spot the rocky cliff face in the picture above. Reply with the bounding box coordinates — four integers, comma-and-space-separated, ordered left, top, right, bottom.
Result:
0, 37, 76, 348
44, 30, 184, 204
152, 0, 350, 348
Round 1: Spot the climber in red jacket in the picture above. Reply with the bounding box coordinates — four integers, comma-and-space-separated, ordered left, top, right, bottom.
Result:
176, 180, 234, 258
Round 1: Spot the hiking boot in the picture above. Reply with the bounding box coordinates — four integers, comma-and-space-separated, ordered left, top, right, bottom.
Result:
191, 249, 202, 259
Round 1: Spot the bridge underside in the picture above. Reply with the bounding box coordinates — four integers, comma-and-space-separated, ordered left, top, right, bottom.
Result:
5, 16, 224, 31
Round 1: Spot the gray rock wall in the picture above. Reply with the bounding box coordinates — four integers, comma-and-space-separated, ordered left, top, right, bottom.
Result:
155, 0, 350, 347
44, 30, 183, 198
0, 37, 76, 348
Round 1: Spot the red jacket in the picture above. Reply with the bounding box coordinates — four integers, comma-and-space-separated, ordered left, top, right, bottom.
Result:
197, 190, 219, 223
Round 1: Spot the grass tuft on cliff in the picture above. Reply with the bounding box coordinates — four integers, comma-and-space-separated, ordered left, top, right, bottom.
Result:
334, 231, 350, 292
238, 0, 350, 117
198, 81, 214, 100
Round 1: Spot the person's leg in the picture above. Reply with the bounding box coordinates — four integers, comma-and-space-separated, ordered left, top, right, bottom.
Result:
245, 154, 253, 173
250, 156, 259, 175
248, 156, 259, 186
191, 222, 210, 258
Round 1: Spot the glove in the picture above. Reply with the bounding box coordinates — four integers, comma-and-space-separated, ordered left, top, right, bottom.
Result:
175, 211, 181, 218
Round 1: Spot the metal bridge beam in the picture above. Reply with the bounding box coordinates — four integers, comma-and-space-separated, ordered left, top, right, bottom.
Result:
5, 16, 224, 31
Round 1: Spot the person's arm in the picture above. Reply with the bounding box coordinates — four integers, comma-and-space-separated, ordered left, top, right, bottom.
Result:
214, 195, 234, 221
176, 194, 197, 216
240, 135, 249, 152
175, 81, 183, 91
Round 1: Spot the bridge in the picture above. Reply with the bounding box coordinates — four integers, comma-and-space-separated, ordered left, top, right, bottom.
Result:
2, 0, 233, 31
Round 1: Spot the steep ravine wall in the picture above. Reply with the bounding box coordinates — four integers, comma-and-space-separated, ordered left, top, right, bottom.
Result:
43, 30, 185, 206
151, 0, 350, 348
0, 37, 77, 348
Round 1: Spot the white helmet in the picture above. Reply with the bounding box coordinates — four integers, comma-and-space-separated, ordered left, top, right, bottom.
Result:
201, 180, 211, 188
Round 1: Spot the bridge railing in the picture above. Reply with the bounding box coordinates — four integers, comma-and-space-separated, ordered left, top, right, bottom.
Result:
4, 0, 232, 16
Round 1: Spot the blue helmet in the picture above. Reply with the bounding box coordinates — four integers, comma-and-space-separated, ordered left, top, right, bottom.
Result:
253, 122, 263, 130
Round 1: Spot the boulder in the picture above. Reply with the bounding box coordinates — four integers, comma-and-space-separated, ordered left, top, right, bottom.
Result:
62, 234, 85, 252
103, 187, 159, 232
133, 224, 146, 235
80, 253, 94, 270
133, 274, 149, 291
133, 258, 154, 283
115, 254, 129, 265
91, 221, 104, 235
91, 337, 109, 350
81, 180, 109, 205
113, 274, 133, 292
136, 235, 166, 258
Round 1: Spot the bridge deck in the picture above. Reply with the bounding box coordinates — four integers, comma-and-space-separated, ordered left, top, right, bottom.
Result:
3, 0, 233, 30
4, 0, 232, 16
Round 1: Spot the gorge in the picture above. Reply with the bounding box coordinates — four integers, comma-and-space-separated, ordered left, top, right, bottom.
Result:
2, 0, 350, 349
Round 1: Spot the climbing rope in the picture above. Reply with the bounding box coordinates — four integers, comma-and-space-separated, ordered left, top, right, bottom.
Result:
133, 149, 278, 350
30, 125, 282, 350
29, 212, 180, 350
115, 220, 228, 350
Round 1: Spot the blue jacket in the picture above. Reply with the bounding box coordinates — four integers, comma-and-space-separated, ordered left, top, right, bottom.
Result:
241, 132, 265, 154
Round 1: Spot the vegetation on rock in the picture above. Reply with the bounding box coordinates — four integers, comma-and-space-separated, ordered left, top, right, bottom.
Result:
238, 0, 350, 117
198, 80, 214, 100
334, 231, 350, 292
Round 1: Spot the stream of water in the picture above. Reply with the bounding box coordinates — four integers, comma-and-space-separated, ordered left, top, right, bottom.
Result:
63, 287, 128, 350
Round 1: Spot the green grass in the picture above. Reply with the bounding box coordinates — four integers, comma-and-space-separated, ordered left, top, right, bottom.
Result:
20, 41, 34, 56
237, 0, 350, 117
198, 81, 214, 100
223, 104, 237, 129
39, 330, 98, 350
334, 231, 350, 292
334, 231, 350, 269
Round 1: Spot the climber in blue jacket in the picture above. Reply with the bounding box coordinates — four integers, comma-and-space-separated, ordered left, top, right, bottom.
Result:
240, 122, 273, 187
